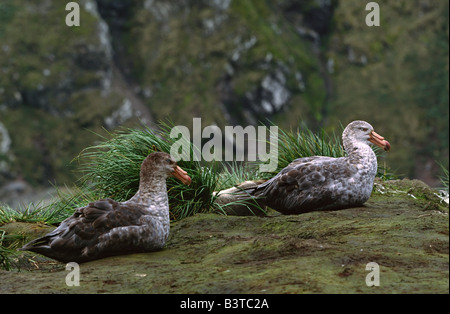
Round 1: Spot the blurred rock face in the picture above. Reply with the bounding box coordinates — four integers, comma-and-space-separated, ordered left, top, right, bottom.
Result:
0, 0, 448, 188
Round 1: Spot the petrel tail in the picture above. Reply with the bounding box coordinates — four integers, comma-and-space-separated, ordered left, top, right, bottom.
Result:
19, 234, 53, 255
213, 180, 267, 216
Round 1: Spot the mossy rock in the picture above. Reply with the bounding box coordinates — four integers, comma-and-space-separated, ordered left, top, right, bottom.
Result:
0, 222, 54, 242
1, 179, 448, 293
373, 178, 448, 211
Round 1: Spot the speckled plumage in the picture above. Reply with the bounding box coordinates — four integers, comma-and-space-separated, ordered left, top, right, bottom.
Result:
242, 121, 390, 214
20, 152, 191, 263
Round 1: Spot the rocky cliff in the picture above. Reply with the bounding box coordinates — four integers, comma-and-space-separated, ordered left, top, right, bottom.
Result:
0, 0, 448, 189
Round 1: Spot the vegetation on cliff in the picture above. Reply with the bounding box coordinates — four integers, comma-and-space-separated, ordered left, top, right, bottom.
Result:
0, 0, 448, 189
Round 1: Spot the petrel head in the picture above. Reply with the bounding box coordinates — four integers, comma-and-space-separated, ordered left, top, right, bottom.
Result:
344, 120, 390, 151
141, 152, 192, 185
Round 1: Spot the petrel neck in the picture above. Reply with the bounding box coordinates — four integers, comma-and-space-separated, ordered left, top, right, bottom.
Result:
128, 173, 169, 208
343, 138, 378, 179
344, 138, 377, 163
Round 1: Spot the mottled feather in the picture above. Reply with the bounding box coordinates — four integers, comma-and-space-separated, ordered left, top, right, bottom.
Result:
235, 121, 389, 214
20, 152, 191, 263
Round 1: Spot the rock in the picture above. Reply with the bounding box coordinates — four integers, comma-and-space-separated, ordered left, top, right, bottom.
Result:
0, 184, 59, 211
0, 122, 13, 180
1, 179, 448, 293
373, 178, 448, 210
0, 0, 145, 186
1, 0, 447, 188
0, 222, 54, 243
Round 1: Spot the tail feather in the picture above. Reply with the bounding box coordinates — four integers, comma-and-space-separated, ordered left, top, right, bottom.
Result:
19, 235, 58, 260
19, 230, 74, 262
214, 180, 267, 216
20, 235, 77, 263
19, 235, 50, 251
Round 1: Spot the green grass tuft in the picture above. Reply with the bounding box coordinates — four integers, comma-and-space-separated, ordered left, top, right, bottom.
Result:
438, 163, 449, 190
1, 120, 397, 270
274, 122, 345, 175
75, 122, 223, 221
0, 201, 72, 226
0, 229, 24, 271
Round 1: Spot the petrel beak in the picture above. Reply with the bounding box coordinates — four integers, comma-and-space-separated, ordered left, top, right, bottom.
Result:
172, 165, 192, 185
368, 131, 391, 151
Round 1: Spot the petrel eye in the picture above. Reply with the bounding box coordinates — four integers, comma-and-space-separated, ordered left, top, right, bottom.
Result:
166, 158, 172, 164
361, 127, 368, 132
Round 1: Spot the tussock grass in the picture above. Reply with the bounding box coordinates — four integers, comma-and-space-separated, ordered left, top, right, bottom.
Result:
274, 123, 345, 174
74, 122, 223, 221
0, 201, 73, 270
217, 161, 265, 187
1, 121, 394, 225
1, 120, 396, 270
438, 163, 449, 190
0, 229, 23, 271
0, 201, 71, 226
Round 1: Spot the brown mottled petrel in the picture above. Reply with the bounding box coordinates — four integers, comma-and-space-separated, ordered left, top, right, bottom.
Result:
20, 152, 191, 263
235, 120, 390, 214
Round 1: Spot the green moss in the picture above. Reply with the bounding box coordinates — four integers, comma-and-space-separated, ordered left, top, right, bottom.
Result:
1, 0, 448, 191
0, 1, 17, 36
329, 0, 449, 180
0, 1, 128, 185
1, 180, 447, 293
120, 0, 325, 127
1, 89, 131, 186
